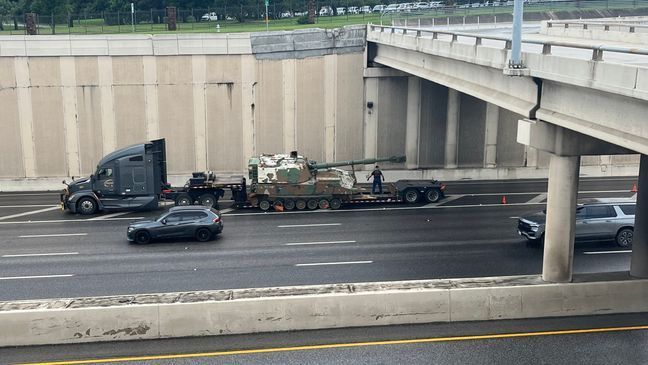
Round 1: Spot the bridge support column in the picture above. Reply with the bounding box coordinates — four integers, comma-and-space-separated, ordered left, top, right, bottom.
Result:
484, 103, 499, 168
406, 77, 421, 169
364, 78, 379, 160
445, 89, 460, 168
543, 154, 580, 283
631, 154, 648, 278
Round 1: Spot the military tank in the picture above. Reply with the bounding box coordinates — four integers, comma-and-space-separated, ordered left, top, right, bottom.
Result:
246, 151, 406, 211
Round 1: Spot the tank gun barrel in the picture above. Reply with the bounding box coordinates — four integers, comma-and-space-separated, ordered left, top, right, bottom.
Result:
310, 156, 405, 170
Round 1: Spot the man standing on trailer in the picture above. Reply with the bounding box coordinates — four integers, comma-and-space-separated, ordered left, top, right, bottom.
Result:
368, 165, 384, 194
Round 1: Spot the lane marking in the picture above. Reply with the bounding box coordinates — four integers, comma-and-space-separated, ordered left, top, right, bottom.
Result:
0, 274, 74, 280
2, 252, 79, 258
0, 193, 58, 197
19, 325, 648, 365
284, 240, 356, 246
423, 194, 464, 207
278, 223, 342, 228
296, 261, 372, 267
220, 208, 235, 214
19, 233, 88, 238
0, 206, 60, 221
88, 212, 130, 220
0, 217, 145, 225
526, 193, 547, 204
0, 204, 58, 209
456, 190, 630, 197
583, 250, 632, 255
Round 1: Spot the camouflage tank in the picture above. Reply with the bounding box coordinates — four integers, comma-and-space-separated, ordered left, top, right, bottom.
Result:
247, 151, 405, 211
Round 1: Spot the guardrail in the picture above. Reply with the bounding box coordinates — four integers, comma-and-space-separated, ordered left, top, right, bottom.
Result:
368, 24, 648, 61
547, 20, 648, 32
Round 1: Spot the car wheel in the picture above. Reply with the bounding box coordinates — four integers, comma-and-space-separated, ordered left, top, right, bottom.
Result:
330, 198, 342, 210
425, 189, 440, 203
175, 194, 192, 206
318, 199, 330, 209
259, 199, 271, 211
284, 199, 296, 210
295, 199, 307, 210
307, 199, 318, 210
77, 197, 97, 215
404, 189, 420, 203
196, 228, 212, 242
616, 227, 633, 248
199, 194, 217, 208
135, 230, 151, 244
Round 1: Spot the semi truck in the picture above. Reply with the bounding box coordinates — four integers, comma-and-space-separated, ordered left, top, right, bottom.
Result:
61, 139, 445, 214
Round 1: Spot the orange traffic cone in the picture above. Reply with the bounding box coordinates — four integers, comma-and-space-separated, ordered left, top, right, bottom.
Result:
631, 183, 638, 193
274, 203, 284, 212
501, 196, 507, 204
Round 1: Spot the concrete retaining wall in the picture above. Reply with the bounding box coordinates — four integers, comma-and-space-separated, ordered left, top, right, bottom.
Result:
2, 274, 648, 347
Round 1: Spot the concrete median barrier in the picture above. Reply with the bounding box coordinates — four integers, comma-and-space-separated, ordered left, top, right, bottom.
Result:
1, 273, 647, 347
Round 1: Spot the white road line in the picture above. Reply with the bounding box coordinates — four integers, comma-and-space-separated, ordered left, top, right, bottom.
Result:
424, 194, 464, 207
19, 233, 87, 238
0, 274, 74, 280
583, 250, 632, 255
284, 240, 356, 246
2, 252, 79, 258
0, 193, 58, 197
88, 212, 130, 220
278, 223, 342, 228
460, 190, 629, 197
0, 217, 144, 225
0, 205, 58, 209
527, 193, 547, 204
295, 261, 373, 267
220, 208, 234, 214
509, 216, 519, 219
0, 206, 60, 221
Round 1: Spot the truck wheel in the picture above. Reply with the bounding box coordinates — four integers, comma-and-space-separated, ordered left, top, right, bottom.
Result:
259, 199, 271, 211
330, 198, 342, 210
199, 194, 217, 208
318, 199, 330, 209
134, 230, 151, 244
195, 228, 212, 242
425, 189, 440, 203
616, 227, 633, 248
175, 194, 192, 206
295, 199, 307, 210
404, 189, 420, 203
77, 197, 97, 215
284, 199, 296, 210
306, 199, 318, 210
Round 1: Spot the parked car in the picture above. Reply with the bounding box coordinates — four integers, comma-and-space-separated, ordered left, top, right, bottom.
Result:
201, 12, 218, 21
336, 7, 346, 15
348, 6, 360, 14
280, 11, 293, 18
518, 199, 635, 247
373, 4, 386, 12
127, 206, 223, 244
383, 4, 400, 13
413, 2, 431, 10
319, 6, 334, 16
361, 5, 372, 13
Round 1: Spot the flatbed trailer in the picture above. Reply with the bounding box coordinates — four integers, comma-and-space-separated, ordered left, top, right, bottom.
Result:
161, 172, 248, 208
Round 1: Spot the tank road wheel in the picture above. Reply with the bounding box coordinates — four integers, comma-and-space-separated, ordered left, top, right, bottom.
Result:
318, 199, 330, 209
195, 227, 212, 242
306, 199, 319, 210
259, 199, 271, 212
329, 198, 342, 210
404, 188, 420, 204
199, 194, 217, 208
295, 199, 307, 210
77, 197, 97, 215
425, 189, 441, 203
284, 199, 296, 211
175, 194, 192, 206
616, 227, 633, 248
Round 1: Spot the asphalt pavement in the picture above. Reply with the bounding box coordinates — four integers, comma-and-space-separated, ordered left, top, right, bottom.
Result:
0, 177, 638, 301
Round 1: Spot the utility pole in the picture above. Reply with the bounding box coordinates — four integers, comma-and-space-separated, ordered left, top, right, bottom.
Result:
265, 0, 269, 31
503, 0, 529, 76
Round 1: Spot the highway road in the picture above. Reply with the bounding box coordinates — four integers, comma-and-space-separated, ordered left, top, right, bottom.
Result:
0, 177, 638, 302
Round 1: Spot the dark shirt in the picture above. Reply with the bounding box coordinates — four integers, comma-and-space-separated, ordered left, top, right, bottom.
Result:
370, 169, 384, 182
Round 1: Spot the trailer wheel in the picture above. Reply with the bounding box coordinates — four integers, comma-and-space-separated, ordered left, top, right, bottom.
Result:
425, 189, 441, 203
199, 194, 217, 208
295, 199, 307, 210
77, 197, 97, 215
404, 188, 420, 203
175, 194, 192, 206
318, 199, 330, 209
306, 199, 318, 210
284, 199, 296, 210
330, 198, 342, 210
259, 199, 271, 211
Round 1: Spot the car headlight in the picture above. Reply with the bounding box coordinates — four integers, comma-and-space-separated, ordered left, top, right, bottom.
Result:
531, 226, 539, 232
127, 227, 135, 232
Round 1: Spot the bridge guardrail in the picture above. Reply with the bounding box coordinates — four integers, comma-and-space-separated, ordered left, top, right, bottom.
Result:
368, 24, 648, 61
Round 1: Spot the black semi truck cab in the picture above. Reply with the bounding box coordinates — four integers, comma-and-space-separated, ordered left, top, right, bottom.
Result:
61, 139, 167, 215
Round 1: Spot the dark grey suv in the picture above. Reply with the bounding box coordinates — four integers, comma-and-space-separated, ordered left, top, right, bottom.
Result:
518, 199, 635, 247
127, 206, 223, 244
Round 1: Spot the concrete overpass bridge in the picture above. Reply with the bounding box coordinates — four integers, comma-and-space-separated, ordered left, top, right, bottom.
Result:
365, 20, 648, 283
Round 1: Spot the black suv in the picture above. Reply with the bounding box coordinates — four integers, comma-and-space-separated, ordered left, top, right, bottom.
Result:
127, 206, 223, 244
